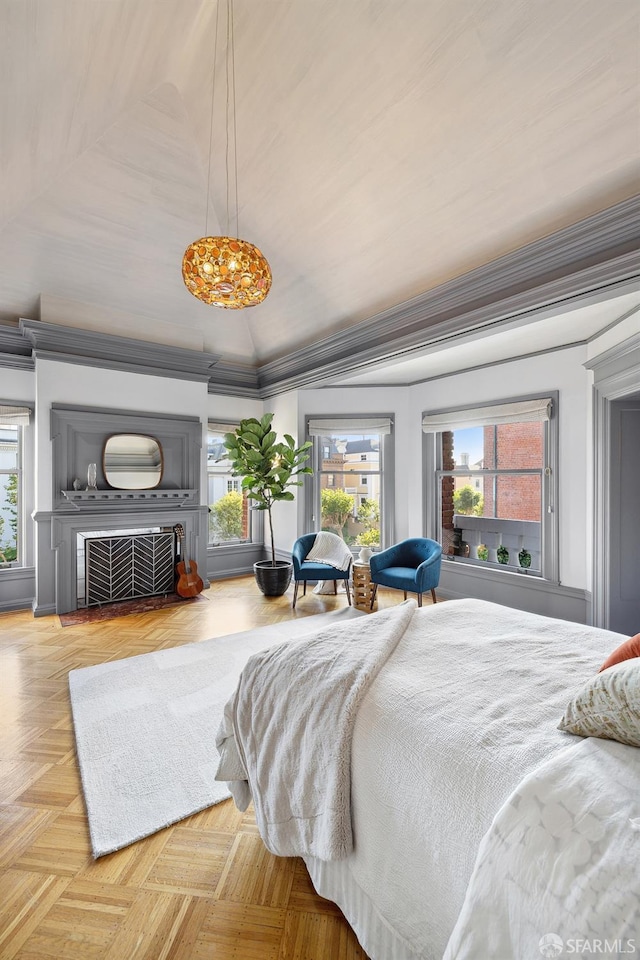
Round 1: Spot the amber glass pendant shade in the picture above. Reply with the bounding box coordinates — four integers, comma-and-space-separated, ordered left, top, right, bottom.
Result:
182, 235, 271, 308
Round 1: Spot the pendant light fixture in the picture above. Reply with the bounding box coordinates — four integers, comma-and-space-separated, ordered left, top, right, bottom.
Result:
182, 0, 271, 308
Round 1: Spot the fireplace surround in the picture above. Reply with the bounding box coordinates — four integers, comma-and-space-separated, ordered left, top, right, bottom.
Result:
78, 528, 176, 607
33, 404, 208, 615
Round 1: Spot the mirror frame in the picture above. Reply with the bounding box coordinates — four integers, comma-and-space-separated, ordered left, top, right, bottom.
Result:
102, 433, 164, 490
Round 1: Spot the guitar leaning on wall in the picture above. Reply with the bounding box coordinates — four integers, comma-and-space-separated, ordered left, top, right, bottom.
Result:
173, 524, 204, 598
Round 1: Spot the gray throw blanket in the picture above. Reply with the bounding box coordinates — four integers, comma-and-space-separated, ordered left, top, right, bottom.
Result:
215, 600, 417, 860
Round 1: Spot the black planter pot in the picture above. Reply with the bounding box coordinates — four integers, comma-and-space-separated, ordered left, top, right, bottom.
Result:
253, 560, 293, 597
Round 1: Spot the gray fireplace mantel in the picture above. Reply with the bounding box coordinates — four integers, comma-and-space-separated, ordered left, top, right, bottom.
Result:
33, 505, 209, 615
51, 405, 202, 511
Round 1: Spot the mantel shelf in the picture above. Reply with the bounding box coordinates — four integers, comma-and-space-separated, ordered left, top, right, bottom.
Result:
61, 489, 196, 509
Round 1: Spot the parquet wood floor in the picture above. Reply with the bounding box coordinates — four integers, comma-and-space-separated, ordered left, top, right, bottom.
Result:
0, 576, 418, 959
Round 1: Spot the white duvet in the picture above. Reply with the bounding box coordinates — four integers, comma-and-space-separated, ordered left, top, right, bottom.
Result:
302, 599, 638, 959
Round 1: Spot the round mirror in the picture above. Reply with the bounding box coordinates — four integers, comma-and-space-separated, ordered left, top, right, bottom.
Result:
103, 434, 163, 490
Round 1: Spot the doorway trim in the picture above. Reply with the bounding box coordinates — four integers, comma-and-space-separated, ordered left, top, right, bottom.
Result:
586, 328, 640, 628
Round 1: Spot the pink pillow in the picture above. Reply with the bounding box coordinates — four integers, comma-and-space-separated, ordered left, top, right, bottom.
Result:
599, 633, 640, 672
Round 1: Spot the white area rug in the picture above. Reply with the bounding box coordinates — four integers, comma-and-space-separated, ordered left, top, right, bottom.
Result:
69, 608, 361, 858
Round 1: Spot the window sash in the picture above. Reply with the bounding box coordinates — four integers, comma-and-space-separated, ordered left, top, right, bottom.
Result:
436, 473, 543, 573
0, 426, 22, 565
424, 395, 558, 583
207, 422, 253, 546
310, 441, 386, 548
438, 468, 542, 477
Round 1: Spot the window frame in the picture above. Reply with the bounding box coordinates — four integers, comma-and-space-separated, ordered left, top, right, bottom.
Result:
0, 424, 22, 565
0, 401, 34, 571
423, 393, 559, 583
206, 420, 261, 549
304, 414, 395, 551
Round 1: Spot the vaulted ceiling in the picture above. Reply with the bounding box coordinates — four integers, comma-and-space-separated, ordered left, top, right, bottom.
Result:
1, 1, 638, 392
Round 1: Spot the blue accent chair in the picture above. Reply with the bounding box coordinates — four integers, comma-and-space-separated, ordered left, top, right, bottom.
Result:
291, 533, 353, 609
369, 538, 442, 609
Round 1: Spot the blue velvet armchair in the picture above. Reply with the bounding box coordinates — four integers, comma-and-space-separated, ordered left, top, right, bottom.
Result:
291, 533, 353, 609
369, 537, 442, 608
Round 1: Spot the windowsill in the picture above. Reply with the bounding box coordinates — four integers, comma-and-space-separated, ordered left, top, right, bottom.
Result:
443, 555, 541, 577
207, 541, 258, 553
441, 556, 560, 589
0, 564, 35, 579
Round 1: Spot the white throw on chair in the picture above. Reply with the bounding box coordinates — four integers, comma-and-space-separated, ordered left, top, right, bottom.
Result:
291, 532, 353, 608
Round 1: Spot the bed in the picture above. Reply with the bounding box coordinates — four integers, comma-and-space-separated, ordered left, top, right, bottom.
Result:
216, 598, 640, 959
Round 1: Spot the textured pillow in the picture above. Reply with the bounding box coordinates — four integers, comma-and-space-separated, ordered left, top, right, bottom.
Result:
558, 658, 640, 747
599, 633, 640, 672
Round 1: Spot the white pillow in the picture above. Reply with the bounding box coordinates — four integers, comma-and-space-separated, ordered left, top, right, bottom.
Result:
558, 658, 640, 747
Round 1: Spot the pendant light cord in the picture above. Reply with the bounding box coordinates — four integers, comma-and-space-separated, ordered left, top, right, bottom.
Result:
204, 0, 239, 240
204, 1, 221, 237
230, 0, 239, 239
225, 0, 239, 239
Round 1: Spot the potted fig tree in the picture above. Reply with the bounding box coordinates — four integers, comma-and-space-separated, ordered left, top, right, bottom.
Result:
223, 413, 312, 596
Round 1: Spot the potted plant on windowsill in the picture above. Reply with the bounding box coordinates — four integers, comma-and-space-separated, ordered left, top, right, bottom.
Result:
223, 414, 312, 596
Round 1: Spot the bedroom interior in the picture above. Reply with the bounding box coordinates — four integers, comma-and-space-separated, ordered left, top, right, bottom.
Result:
1, 0, 639, 957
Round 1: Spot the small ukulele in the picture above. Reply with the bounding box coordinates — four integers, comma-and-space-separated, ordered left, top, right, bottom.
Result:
174, 524, 204, 598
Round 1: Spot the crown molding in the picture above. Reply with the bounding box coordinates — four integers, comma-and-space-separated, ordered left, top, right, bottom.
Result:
0, 324, 34, 371
0, 196, 637, 397
584, 329, 640, 378
18, 319, 221, 383
257, 195, 640, 396
207, 360, 262, 398
0, 353, 35, 371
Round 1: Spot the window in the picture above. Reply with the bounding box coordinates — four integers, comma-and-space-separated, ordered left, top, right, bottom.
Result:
207, 422, 252, 546
0, 404, 30, 567
306, 416, 394, 551
422, 397, 557, 580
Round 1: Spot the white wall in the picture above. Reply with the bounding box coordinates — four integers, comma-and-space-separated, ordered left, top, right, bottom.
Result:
292, 350, 591, 591
586, 307, 640, 363
408, 345, 590, 590
3, 342, 603, 598
207, 392, 263, 422
1, 368, 35, 404
266, 390, 303, 555
35, 358, 208, 511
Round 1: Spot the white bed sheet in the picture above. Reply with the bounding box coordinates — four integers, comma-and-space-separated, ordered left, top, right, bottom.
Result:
304, 599, 628, 960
